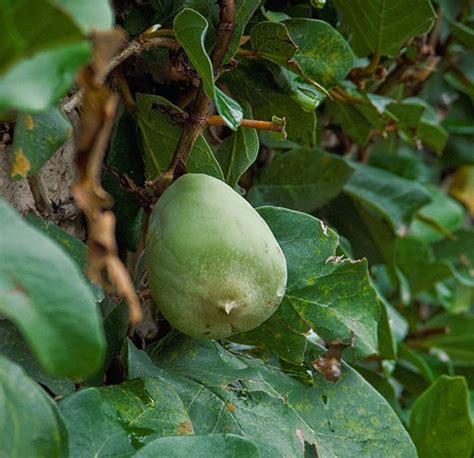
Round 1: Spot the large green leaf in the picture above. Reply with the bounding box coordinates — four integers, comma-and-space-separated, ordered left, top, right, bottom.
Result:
10, 105, 72, 179
0, 320, 74, 397
54, 0, 114, 32
136, 93, 223, 180
0, 199, 105, 380
214, 102, 259, 189
223, 60, 316, 148
60, 377, 193, 457
409, 376, 472, 458
332, 0, 436, 57
126, 336, 417, 457
25, 214, 104, 302
135, 434, 259, 457
284, 19, 353, 88
344, 162, 432, 232
247, 149, 353, 212
250, 19, 353, 88
0, 0, 85, 77
173, 8, 242, 129
0, 355, 68, 458
234, 207, 380, 363
0, 42, 91, 113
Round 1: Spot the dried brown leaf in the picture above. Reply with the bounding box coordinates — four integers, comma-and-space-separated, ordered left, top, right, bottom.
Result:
72, 28, 142, 327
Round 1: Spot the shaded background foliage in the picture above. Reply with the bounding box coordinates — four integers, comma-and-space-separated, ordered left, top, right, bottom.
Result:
1, 0, 474, 457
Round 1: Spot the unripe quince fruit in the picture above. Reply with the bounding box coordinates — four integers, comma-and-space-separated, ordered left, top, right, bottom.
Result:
145, 173, 287, 339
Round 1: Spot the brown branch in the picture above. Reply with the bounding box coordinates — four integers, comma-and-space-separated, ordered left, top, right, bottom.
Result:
207, 115, 284, 132
62, 36, 179, 113
152, 0, 236, 196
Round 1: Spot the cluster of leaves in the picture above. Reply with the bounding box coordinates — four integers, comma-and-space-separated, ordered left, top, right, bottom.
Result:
1, 0, 474, 456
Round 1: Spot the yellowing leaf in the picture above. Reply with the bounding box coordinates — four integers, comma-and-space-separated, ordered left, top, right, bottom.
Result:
450, 165, 474, 216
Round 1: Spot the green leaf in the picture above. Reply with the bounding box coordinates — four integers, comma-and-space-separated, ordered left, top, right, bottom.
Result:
409, 376, 473, 458
0, 0, 85, 77
128, 336, 417, 457
173, 8, 243, 129
0, 320, 74, 397
0, 42, 91, 113
284, 18, 353, 88
223, 60, 317, 148
24, 214, 104, 302
344, 162, 433, 232
327, 96, 384, 146
54, 0, 114, 32
135, 434, 260, 458
104, 110, 146, 251
234, 207, 380, 363
60, 377, 193, 457
250, 19, 353, 88
409, 185, 465, 243
136, 93, 223, 180
247, 149, 354, 213
332, 0, 436, 57
0, 199, 105, 380
417, 313, 474, 362
450, 20, 474, 50
224, 0, 261, 62
394, 238, 452, 297
433, 229, 474, 264
214, 102, 259, 189
0, 355, 68, 458
250, 21, 298, 66
10, 106, 72, 179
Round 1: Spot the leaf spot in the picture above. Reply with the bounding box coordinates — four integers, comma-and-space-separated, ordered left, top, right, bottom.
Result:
10, 148, 31, 178
176, 420, 194, 435
226, 403, 236, 413
24, 114, 34, 130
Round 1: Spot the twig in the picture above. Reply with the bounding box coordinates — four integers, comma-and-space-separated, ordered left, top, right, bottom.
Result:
62, 36, 179, 113
153, 0, 236, 195
207, 115, 284, 132
27, 172, 54, 218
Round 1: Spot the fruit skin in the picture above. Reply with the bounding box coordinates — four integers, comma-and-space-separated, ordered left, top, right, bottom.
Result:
145, 173, 287, 339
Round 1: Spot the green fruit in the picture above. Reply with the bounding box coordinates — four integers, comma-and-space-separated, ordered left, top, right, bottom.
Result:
145, 173, 287, 339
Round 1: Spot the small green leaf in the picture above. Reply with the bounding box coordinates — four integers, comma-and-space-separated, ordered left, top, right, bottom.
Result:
0, 199, 105, 380
0, 355, 68, 458
60, 377, 193, 457
136, 93, 223, 180
332, 0, 436, 57
394, 238, 452, 297
223, 60, 317, 148
10, 106, 72, 179
103, 110, 146, 251
214, 102, 259, 189
247, 149, 354, 213
173, 8, 242, 129
410, 185, 465, 242
135, 434, 260, 458
450, 20, 474, 50
344, 163, 433, 232
250, 21, 298, 67
409, 376, 473, 458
